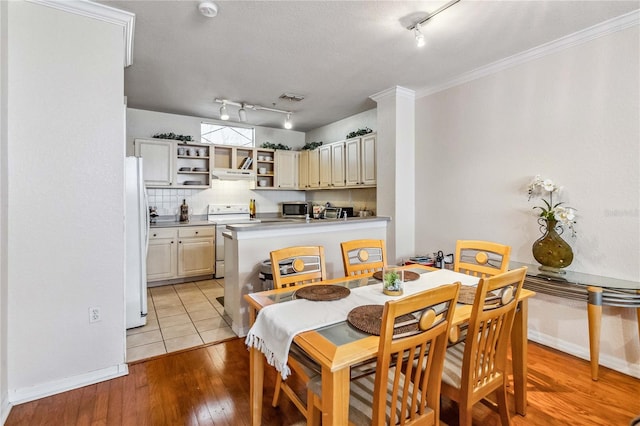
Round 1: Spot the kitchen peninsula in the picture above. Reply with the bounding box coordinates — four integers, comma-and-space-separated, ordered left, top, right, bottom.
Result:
222, 216, 390, 336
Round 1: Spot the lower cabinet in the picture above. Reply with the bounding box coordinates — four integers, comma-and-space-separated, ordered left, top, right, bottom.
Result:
147, 226, 215, 282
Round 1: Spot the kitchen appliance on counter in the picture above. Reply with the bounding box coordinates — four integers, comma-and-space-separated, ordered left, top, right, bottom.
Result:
337, 207, 355, 217
125, 157, 149, 329
323, 206, 342, 219
208, 204, 257, 278
280, 201, 312, 218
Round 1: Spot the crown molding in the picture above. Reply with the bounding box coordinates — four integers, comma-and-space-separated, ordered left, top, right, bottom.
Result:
27, 0, 135, 67
416, 9, 639, 99
370, 85, 416, 103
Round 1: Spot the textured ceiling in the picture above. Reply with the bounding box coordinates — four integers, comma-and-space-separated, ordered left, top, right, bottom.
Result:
104, 0, 639, 132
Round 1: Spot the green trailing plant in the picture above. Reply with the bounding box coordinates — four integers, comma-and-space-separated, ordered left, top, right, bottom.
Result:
153, 132, 193, 142
301, 141, 323, 150
346, 127, 373, 139
260, 142, 291, 150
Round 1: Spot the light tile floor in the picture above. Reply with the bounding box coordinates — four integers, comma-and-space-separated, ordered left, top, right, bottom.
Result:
126, 278, 235, 362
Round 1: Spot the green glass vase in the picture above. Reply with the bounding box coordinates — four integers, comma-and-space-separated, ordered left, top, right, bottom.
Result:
532, 218, 573, 274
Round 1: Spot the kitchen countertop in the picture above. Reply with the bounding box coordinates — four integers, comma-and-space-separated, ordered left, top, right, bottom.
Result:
150, 215, 215, 228
226, 215, 389, 232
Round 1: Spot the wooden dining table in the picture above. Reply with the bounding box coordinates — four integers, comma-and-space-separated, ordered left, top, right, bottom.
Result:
244, 264, 536, 426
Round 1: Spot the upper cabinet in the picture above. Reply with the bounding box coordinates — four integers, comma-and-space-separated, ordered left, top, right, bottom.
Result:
318, 145, 332, 188
135, 138, 212, 188
299, 149, 320, 189
330, 141, 346, 188
275, 150, 299, 189
301, 133, 376, 190
134, 139, 174, 187
345, 134, 376, 186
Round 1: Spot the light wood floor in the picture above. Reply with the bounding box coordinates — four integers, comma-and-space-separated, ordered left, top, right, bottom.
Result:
6, 339, 640, 425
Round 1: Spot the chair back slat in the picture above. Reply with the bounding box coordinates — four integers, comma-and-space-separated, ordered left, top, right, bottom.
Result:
454, 240, 511, 278
270, 246, 327, 290
340, 239, 387, 276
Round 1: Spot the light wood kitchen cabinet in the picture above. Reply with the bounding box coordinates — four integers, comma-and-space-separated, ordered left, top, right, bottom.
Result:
331, 141, 346, 187
307, 148, 320, 188
147, 226, 215, 282
177, 227, 215, 277
255, 148, 275, 189
361, 133, 377, 185
147, 228, 178, 281
134, 138, 212, 188
298, 150, 308, 189
275, 150, 299, 189
318, 144, 332, 188
345, 134, 376, 187
134, 139, 174, 187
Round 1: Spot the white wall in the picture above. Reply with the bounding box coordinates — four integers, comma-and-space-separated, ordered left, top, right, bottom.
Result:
127, 108, 307, 214
0, 0, 9, 421
305, 108, 376, 144
7, 1, 128, 402
415, 25, 639, 377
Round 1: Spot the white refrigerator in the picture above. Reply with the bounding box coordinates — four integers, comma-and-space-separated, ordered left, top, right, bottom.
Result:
125, 156, 149, 329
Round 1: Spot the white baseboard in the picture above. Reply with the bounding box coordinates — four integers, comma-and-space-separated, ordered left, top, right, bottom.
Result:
1, 394, 11, 425
8, 363, 129, 405
528, 330, 640, 379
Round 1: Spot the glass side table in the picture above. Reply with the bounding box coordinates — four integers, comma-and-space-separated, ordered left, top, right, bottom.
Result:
511, 261, 640, 380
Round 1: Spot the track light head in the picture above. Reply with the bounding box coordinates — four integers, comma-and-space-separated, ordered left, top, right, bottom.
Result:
414, 23, 425, 47
238, 104, 247, 122
284, 113, 292, 130
219, 101, 229, 120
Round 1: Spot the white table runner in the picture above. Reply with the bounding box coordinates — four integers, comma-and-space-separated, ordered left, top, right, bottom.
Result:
245, 269, 479, 379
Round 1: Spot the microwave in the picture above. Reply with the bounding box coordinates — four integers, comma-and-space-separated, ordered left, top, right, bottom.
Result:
281, 202, 312, 218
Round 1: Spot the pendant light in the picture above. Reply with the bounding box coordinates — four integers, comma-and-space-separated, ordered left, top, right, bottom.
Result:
284, 113, 292, 130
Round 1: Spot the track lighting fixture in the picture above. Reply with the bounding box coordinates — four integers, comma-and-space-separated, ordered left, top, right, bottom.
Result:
219, 101, 229, 120
414, 23, 425, 47
214, 98, 294, 129
408, 0, 460, 47
238, 104, 247, 122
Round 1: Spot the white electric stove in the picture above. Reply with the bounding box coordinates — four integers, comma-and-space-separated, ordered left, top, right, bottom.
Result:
207, 204, 258, 278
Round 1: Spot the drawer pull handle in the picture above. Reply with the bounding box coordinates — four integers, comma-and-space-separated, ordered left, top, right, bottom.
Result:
195, 231, 198, 234
153, 233, 157, 237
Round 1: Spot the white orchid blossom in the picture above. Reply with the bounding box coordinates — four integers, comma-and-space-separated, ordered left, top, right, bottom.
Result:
527, 175, 577, 236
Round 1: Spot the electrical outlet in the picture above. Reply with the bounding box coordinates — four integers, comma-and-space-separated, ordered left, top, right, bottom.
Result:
89, 307, 101, 323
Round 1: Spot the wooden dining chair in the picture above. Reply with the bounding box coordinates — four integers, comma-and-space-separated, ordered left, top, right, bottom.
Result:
440, 267, 527, 426
269, 245, 327, 421
307, 282, 461, 426
340, 239, 387, 276
454, 240, 511, 278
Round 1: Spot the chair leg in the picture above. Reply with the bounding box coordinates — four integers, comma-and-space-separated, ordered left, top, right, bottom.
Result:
272, 374, 283, 407
307, 389, 322, 426
458, 401, 473, 426
495, 386, 511, 426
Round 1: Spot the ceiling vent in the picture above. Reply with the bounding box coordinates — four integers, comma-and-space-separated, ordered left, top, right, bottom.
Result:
279, 93, 305, 102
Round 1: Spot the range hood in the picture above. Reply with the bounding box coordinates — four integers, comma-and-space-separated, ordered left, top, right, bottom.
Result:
211, 168, 256, 180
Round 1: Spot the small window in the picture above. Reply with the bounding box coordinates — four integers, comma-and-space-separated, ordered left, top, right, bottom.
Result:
201, 122, 254, 147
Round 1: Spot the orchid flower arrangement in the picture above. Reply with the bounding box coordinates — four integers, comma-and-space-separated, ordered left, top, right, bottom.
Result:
527, 175, 577, 236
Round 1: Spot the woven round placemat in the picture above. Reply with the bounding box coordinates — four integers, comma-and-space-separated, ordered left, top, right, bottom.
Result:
458, 285, 478, 305
293, 285, 350, 301
347, 305, 419, 336
372, 270, 420, 282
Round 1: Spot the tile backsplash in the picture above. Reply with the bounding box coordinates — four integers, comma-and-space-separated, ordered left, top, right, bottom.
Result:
146, 180, 305, 217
